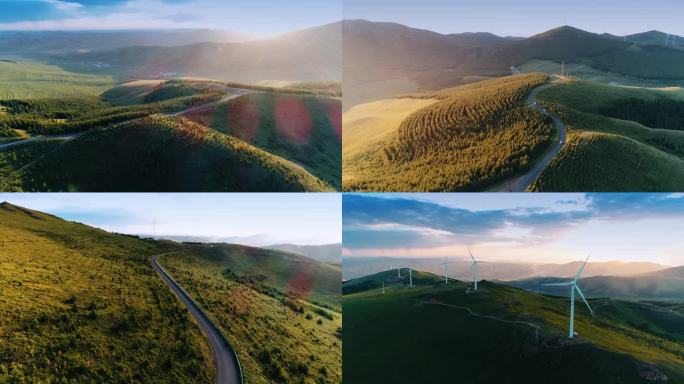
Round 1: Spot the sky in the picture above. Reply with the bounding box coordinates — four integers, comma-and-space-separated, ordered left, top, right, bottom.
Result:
1, 193, 342, 245
343, 193, 684, 266
0, 0, 341, 35
344, 0, 684, 37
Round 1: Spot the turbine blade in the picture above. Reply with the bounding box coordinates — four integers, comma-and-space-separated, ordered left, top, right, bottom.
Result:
468, 248, 475, 262
575, 253, 591, 281
574, 285, 593, 315
541, 282, 573, 286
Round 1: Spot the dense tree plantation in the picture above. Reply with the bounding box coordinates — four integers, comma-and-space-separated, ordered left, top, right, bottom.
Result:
182, 93, 342, 189
344, 73, 553, 191
3, 116, 334, 192
158, 248, 342, 384
0, 202, 215, 383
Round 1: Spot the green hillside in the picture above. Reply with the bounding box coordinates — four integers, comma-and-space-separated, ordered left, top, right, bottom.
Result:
342, 269, 445, 295
344, 272, 684, 384
0, 202, 214, 383
531, 80, 684, 191
0, 60, 115, 100
343, 73, 553, 191
158, 245, 341, 384
3, 116, 333, 192
182, 92, 342, 189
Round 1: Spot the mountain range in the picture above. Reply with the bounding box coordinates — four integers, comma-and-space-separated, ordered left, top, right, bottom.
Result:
342, 256, 669, 281
343, 19, 684, 106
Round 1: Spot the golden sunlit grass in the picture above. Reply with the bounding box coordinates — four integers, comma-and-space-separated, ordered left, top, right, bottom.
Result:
0, 202, 214, 382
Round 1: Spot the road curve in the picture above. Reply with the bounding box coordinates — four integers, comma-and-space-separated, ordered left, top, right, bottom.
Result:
151, 254, 243, 384
490, 82, 566, 192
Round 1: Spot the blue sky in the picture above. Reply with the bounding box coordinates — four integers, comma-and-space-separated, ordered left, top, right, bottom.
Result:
1, 193, 341, 245
0, 0, 341, 35
344, 0, 684, 37
343, 193, 684, 265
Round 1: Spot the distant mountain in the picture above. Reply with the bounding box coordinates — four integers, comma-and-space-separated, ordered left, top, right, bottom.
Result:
0, 29, 250, 54
51, 22, 341, 83
504, 266, 684, 300
343, 20, 684, 106
342, 256, 668, 281
265, 243, 341, 263
625, 30, 684, 49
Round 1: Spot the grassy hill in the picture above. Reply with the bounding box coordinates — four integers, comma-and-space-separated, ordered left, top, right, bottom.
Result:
3, 116, 333, 192
0, 202, 214, 382
0, 60, 115, 100
264, 243, 342, 264
182, 92, 342, 189
343, 73, 553, 191
342, 269, 445, 295
531, 80, 684, 191
344, 271, 684, 383
504, 267, 684, 301
157, 245, 341, 384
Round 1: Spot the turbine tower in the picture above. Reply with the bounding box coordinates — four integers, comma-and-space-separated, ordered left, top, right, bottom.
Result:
468, 248, 479, 291
408, 268, 413, 287
382, 280, 385, 294
541, 254, 593, 339
443, 258, 449, 285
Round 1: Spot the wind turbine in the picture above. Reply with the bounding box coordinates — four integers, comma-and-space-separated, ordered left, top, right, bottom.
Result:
541, 254, 593, 339
443, 258, 449, 285
401, 268, 413, 287
382, 280, 385, 294
468, 248, 479, 291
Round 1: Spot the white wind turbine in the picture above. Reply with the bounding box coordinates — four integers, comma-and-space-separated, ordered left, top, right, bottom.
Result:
468, 248, 480, 291
542, 254, 593, 339
443, 258, 449, 285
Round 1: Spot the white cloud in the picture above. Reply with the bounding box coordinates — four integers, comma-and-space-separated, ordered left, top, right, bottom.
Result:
45, 0, 84, 11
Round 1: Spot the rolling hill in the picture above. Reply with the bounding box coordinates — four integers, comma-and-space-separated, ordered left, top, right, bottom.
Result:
343, 73, 554, 191
51, 22, 341, 83
530, 80, 684, 191
0, 202, 214, 382
181, 92, 342, 189
157, 244, 342, 384
344, 270, 684, 383
505, 266, 684, 301
0, 29, 249, 55
265, 243, 342, 264
343, 20, 684, 106
2, 115, 333, 192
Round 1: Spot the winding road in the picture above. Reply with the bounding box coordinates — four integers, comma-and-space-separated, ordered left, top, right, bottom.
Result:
0, 87, 250, 151
151, 254, 243, 384
490, 81, 566, 192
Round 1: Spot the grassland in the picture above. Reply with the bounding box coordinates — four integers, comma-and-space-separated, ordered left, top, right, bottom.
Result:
0, 202, 214, 383
157, 245, 342, 384
3, 116, 334, 192
343, 73, 553, 191
182, 92, 342, 189
531, 80, 684, 191
343, 271, 684, 384
0, 60, 115, 100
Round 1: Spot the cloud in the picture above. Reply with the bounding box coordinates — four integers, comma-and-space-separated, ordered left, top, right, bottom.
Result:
45, 0, 84, 10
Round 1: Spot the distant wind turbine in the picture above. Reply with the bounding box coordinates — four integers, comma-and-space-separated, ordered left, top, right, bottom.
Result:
382, 280, 385, 294
401, 268, 413, 287
541, 254, 593, 339
468, 248, 479, 291
443, 258, 449, 285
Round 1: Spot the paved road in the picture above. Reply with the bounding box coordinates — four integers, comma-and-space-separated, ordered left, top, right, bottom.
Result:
490, 82, 566, 192
151, 254, 243, 384
0, 132, 82, 150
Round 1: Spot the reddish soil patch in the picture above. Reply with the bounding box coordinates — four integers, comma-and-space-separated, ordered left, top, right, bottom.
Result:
227, 96, 260, 142
274, 97, 313, 145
